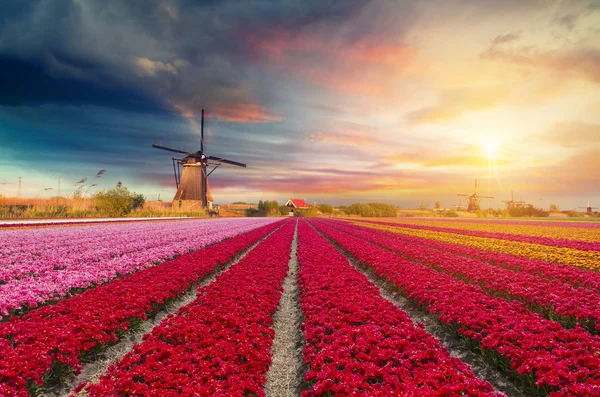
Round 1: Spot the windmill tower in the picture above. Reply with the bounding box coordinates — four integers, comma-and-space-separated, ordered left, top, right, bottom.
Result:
579, 200, 598, 215
502, 191, 526, 209
454, 197, 466, 211
457, 179, 493, 212
152, 109, 246, 209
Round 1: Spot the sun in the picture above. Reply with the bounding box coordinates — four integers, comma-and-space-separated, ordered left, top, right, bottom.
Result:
484, 139, 499, 160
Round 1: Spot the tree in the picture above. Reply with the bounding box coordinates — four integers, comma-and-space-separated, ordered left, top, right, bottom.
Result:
434, 201, 441, 209
93, 184, 145, 217
549, 204, 560, 212
318, 203, 333, 214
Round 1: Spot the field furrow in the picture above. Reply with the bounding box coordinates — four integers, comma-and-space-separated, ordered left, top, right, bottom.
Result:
352, 220, 600, 270
297, 220, 500, 396
80, 220, 296, 396
328, 220, 600, 333
311, 219, 600, 396
0, 218, 277, 317
0, 220, 284, 397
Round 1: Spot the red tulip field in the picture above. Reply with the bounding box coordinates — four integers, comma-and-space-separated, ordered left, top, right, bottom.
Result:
1, 217, 600, 396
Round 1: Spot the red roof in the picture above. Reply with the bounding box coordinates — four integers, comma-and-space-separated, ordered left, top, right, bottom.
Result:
287, 198, 309, 208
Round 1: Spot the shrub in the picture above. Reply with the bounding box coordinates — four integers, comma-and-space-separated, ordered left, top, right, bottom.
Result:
93, 184, 145, 217
344, 203, 396, 217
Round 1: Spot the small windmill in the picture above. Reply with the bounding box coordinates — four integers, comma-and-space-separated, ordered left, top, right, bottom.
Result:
579, 200, 598, 215
457, 179, 494, 212
502, 191, 526, 209
454, 197, 466, 211
152, 109, 246, 208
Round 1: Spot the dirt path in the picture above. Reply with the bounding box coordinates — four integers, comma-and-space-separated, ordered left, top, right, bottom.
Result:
264, 221, 307, 397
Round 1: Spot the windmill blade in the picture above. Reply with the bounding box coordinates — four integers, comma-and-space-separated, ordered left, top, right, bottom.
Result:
457, 194, 470, 197
207, 156, 246, 168
480, 196, 494, 199
152, 143, 191, 155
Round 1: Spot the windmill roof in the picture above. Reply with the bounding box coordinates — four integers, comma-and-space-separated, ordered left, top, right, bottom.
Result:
287, 198, 310, 208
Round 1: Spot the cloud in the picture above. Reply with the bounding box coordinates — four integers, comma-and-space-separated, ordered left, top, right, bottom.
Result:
482, 45, 600, 84
307, 122, 380, 147
212, 104, 283, 123
134, 57, 178, 77
406, 87, 507, 125
542, 122, 600, 147
491, 31, 521, 46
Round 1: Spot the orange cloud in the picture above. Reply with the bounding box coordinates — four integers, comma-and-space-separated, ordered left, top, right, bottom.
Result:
307, 121, 380, 147
212, 104, 283, 123
542, 121, 600, 147
244, 29, 414, 98
308, 131, 376, 147
482, 46, 600, 83
406, 87, 508, 125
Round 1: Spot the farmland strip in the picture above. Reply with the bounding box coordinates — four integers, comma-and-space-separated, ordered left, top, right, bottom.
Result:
297, 220, 500, 396
264, 221, 306, 397
58, 219, 286, 397
351, 220, 600, 270
326, 220, 600, 333
0, 218, 276, 317
344, 220, 600, 291
311, 220, 600, 396
360, 219, 600, 245
0, 220, 285, 397
80, 220, 296, 396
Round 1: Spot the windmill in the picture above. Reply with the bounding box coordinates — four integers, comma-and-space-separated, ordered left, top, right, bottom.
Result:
457, 179, 494, 212
454, 197, 466, 211
579, 200, 598, 215
152, 109, 246, 208
502, 191, 526, 209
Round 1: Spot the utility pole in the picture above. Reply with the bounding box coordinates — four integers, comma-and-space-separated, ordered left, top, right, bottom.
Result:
17, 177, 22, 198
57, 176, 61, 197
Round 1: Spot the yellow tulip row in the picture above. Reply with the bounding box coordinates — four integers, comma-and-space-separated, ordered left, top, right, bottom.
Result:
376, 219, 600, 242
352, 222, 600, 271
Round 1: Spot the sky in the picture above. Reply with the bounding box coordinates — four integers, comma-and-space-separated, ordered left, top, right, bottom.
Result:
1, 0, 599, 209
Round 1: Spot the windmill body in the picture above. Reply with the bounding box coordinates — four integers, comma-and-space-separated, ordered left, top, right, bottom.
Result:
579, 201, 598, 215
153, 109, 246, 209
502, 190, 526, 209
457, 179, 494, 212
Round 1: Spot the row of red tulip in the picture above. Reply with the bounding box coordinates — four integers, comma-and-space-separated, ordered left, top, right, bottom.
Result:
351, 220, 600, 292
296, 220, 500, 396
327, 220, 600, 333
355, 219, 600, 251
0, 220, 285, 397
79, 220, 296, 396
310, 219, 600, 396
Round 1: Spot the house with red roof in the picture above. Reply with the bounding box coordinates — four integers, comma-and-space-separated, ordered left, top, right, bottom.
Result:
285, 198, 310, 209
285, 198, 311, 216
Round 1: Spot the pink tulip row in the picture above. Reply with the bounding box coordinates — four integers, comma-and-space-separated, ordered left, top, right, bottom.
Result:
0, 220, 284, 397
79, 220, 296, 397
297, 220, 500, 396
0, 218, 278, 317
311, 220, 600, 396
347, 220, 600, 292
328, 220, 600, 333
355, 219, 600, 251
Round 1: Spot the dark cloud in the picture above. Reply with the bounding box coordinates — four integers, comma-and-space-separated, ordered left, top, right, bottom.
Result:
0, 57, 165, 112
0, 0, 370, 119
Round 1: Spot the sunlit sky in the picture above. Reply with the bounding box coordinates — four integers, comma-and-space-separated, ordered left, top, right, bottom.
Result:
1, 0, 599, 209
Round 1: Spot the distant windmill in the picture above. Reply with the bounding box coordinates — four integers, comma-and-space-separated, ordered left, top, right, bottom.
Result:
457, 179, 494, 212
454, 197, 466, 211
579, 200, 598, 215
502, 191, 526, 209
152, 109, 246, 208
